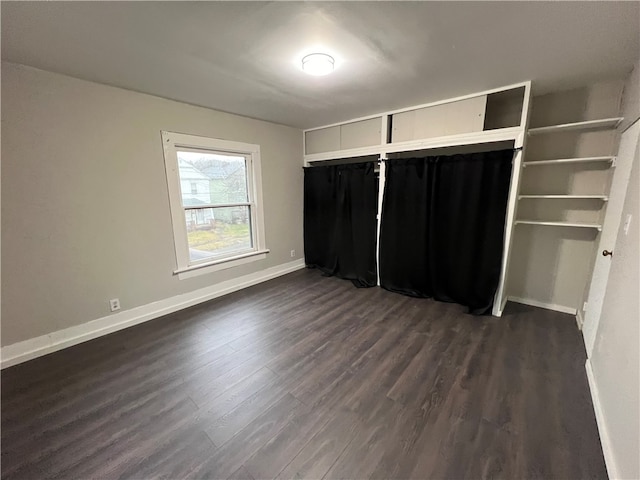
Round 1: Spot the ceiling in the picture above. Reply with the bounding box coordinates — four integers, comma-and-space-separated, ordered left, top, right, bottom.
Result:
2, 2, 639, 129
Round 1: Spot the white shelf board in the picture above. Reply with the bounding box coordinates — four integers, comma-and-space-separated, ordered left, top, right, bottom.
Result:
518, 194, 608, 200
528, 118, 623, 136
515, 220, 602, 231
523, 156, 614, 167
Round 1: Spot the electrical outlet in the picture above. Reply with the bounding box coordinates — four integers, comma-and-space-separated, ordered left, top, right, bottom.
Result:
290, 249, 296, 258
109, 298, 121, 312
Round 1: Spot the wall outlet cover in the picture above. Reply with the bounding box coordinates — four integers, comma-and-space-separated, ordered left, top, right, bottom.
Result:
109, 298, 121, 312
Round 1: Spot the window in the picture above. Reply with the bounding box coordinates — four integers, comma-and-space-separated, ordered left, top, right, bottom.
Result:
161, 131, 268, 278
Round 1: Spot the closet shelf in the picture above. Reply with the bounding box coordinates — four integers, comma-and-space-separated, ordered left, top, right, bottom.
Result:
522, 156, 615, 167
518, 194, 608, 201
527, 118, 623, 135
515, 220, 602, 231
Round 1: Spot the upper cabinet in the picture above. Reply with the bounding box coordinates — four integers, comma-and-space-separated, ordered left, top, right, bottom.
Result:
305, 118, 382, 155
390, 96, 487, 143
304, 84, 528, 159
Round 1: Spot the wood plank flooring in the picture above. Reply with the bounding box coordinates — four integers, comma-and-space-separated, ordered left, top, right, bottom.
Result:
1, 269, 607, 479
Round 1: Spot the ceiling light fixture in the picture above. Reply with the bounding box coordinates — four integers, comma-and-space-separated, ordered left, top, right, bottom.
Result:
301, 53, 335, 76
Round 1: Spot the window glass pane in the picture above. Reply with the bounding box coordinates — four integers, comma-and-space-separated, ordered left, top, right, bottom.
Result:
185, 206, 252, 262
177, 151, 248, 207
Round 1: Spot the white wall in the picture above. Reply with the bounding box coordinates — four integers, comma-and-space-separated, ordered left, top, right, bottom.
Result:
589, 132, 639, 480
620, 62, 640, 132
587, 60, 640, 480
1, 62, 303, 347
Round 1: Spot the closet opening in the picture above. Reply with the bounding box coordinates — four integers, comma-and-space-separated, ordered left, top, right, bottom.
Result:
304, 143, 519, 314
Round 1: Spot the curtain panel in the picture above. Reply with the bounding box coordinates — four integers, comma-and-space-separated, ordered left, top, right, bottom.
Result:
303, 162, 378, 287
379, 149, 513, 314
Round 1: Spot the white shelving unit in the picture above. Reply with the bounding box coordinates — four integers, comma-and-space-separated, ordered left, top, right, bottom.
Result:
527, 117, 623, 136
515, 220, 602, 231
518, 194, 608, 200
516, 116, 621, 234
523, 156, 615, 167
507, 97, 623, 316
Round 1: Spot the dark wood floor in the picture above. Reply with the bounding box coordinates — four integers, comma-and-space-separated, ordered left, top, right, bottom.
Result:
2, 269, 607, 479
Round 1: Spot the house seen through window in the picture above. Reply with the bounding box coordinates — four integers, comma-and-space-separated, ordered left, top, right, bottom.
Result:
178, 150, 251, 262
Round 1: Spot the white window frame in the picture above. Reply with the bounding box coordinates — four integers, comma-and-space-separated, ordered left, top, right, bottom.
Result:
161, 131, 268, 279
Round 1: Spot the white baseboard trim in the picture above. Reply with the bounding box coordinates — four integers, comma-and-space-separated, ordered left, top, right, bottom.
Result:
507, 296, 577, 315
585, 359, 618, 480
576, 309, 585, 330
1, 259, 306, 369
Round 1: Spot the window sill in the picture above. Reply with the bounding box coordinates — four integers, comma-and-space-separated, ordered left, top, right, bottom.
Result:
174, 249, 269, 280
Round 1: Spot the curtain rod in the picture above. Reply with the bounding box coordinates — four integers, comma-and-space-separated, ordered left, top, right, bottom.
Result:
378, 146, 523, 161
307, 147, 522, 167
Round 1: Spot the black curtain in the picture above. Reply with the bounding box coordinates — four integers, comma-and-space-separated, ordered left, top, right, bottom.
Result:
304, 162, 378, 287
379, 149, 513, 314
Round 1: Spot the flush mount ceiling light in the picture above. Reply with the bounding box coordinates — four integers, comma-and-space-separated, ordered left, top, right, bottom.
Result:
301, 53, 335, 76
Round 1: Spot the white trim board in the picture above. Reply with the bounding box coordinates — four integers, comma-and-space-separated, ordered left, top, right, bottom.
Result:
585, 359, 618, 480
576, 309, 585, 330
507, 296, 577, 315
304, 127, 522, 164
0, 259, 306, 369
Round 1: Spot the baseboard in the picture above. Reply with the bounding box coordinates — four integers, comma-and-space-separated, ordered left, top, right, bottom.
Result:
576, 309, 585, 330
585, 359, 618, 480
1, 259, 306, 369
507, 296, 577, 315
